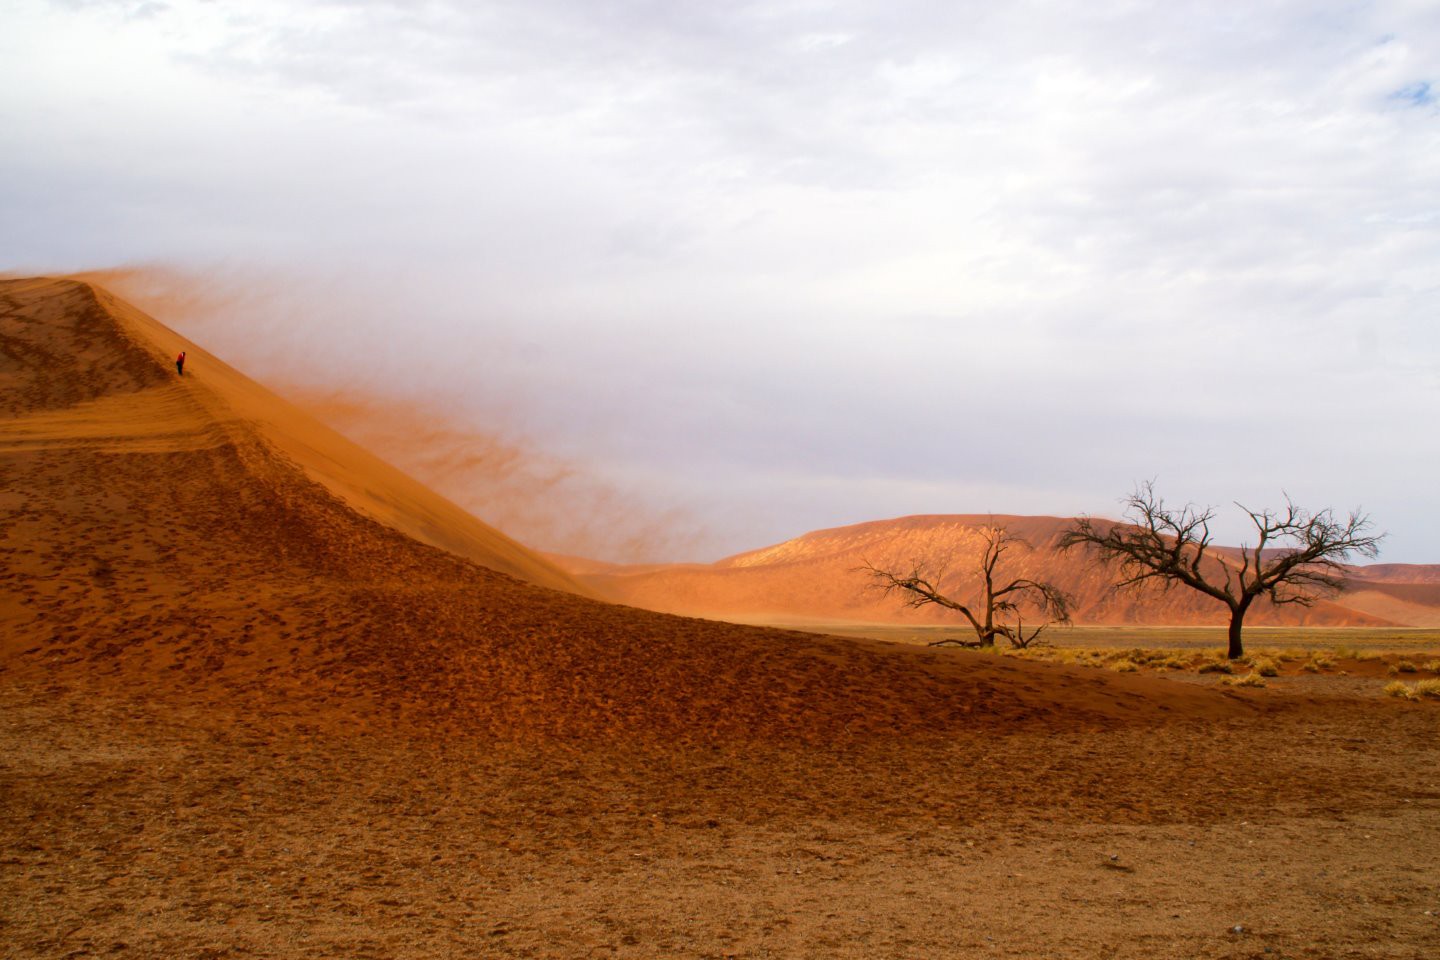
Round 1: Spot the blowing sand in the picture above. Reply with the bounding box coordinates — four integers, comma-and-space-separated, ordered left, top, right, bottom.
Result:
2, 278, 1438, 958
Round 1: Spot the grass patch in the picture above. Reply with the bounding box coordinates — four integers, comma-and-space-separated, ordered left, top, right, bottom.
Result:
1253, 658, 1280, 678
1384, 679, 1440, 700
1198, 661, 1233, 675
1396, 660, 1418, 673
1225, 673, 1267, 688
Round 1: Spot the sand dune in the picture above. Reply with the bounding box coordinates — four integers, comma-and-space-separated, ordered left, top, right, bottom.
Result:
563, 513, 1436, 627
2, 278, 586, 595
0, 277, 1244, 742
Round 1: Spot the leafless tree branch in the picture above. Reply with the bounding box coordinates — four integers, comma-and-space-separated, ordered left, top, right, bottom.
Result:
860, 525, 1073, 649
1060, 483, 1383, 658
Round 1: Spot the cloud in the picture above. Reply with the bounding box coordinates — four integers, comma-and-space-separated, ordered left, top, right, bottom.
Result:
3, 0, 1438, 560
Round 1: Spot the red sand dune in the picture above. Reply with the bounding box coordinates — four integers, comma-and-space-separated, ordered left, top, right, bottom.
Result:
0, 278, 1251, 744
558, 514, 1440, 628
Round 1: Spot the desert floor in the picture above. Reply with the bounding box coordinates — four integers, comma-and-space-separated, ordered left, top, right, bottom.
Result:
4, 669, 1438, 960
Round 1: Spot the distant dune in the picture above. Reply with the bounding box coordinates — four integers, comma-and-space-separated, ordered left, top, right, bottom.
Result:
556, 514, 1440, 628
0, 278, 1247, 743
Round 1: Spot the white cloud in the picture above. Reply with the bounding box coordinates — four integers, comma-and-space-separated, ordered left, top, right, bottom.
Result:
3, 0, 1437, 560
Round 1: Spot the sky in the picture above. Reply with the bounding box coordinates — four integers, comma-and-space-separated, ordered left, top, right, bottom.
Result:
3, 0, 1438, 563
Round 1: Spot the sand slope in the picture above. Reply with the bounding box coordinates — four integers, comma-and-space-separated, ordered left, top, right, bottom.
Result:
0, 277, 1245, 742
0, 278, 586, 595
563, 514, 1434, 627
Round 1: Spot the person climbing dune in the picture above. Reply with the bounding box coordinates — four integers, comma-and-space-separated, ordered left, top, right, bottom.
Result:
176, 351, 186, 376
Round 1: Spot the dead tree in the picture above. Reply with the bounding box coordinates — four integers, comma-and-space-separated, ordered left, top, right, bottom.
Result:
1060, 482, 1383, 659
862, 525, 1073, 649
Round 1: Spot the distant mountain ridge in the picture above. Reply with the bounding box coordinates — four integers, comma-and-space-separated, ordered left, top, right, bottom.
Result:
555, 514, 1440, 627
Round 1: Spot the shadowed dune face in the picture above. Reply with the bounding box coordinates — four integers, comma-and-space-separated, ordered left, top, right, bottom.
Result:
0, 277, 1251, 743
563, 514, 1440, 628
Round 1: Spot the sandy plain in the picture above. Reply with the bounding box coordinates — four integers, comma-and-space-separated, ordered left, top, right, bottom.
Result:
2, 278, 1438, 959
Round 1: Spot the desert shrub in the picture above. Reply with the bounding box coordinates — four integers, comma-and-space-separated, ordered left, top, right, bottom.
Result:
1113, 661, 1139, 673
1387, 665, 1400, 677
1198, 661, 1233, 675
1253, 658, 1280, 678
1302, 660, 1320, 673
1396, 660, 1418, 673
1415, 679, 1440, 700
1232, 673, 1266, 687
1424, 660, 1440, 673
1384, 681, 1413, 699
1158, 656, 1188, 670
1311, 654, 1335, 669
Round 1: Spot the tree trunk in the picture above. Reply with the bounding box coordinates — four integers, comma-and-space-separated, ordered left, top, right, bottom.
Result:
1226, 601, 1250, 660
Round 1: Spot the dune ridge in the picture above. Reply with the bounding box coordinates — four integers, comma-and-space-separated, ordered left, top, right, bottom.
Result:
561, 513, 1438, 627
4, 278, 587, 595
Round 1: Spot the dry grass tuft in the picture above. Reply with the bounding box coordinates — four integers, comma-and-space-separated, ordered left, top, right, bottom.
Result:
1396, 660, 1418, 674
1112, 661, 1139, 673
1384, 679, 1440, 700
1253, 658, 1280, 678
1230, 673, 1267, 688
1198, 661, 1233, 675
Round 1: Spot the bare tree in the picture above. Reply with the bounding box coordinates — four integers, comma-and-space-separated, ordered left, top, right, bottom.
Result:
862, 525, 1073, 649
1060, 482, 1384, 659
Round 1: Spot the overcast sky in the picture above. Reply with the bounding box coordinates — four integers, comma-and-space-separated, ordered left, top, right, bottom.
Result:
4, 0, 1438, 562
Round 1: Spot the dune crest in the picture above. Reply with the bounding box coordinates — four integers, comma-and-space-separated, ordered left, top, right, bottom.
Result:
562, 513, 1438, 627
2, 277, 587, 595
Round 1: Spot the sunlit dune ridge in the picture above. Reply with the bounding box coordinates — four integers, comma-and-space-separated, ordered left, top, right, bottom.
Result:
558, 514, 1440, 627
